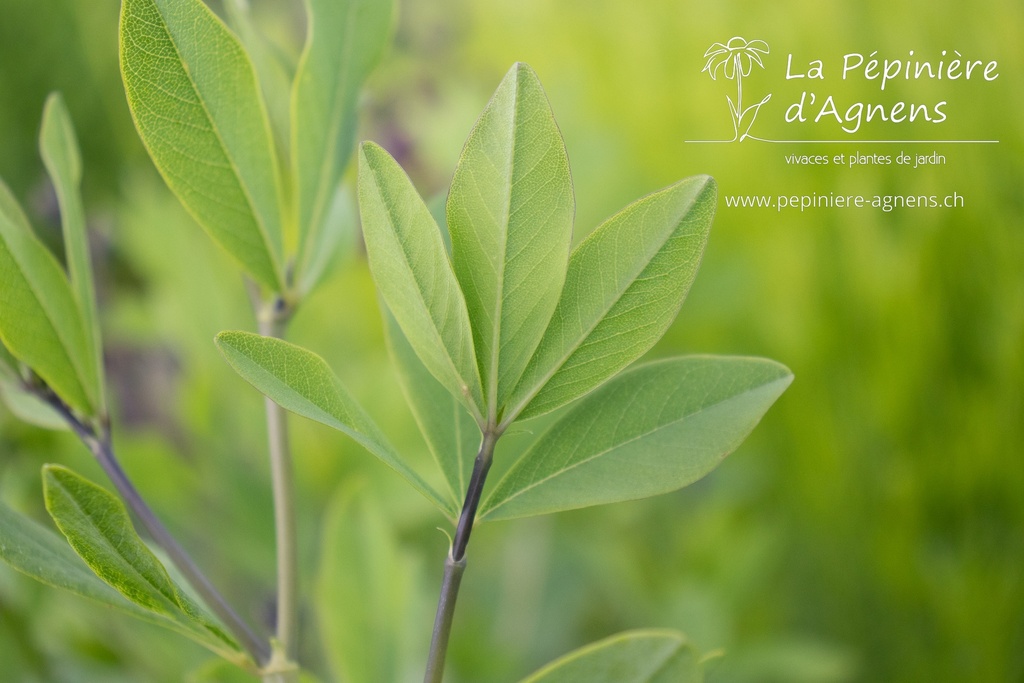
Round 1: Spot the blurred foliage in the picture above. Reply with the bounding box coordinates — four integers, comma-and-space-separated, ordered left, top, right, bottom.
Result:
1, 0, 1022, 681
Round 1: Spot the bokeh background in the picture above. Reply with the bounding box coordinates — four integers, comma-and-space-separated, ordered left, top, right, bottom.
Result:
1, 0, 1022, 681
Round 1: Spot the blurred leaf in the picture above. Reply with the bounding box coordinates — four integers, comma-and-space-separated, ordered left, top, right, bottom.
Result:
41, 465, 245, 662
0, 341, 21, 380
517, 629, 702, 683
189, 659, 323, 683
316, 482, 427, 683
215, 331, 457, 517
0, 502, 155, 622
0, 179, 97, 413
383, 310, 480, 508
296, 184, 356, 296
446, 62, 575, 418
292, 0, 393, 288
0, 379, 67, 430
119, 0, 286, 291
481, 356, 793, 520
506, 176, 717, 424
39, 92, 106, 415
359, 142, 484, 417
223, 0, 294, 162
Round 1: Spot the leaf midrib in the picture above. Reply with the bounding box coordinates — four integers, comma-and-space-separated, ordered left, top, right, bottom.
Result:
369, 160, 479, 416
51, 476, 180, 613
484, 362, 787, 516
486, 67, 522, 420
0, 222, 90, 408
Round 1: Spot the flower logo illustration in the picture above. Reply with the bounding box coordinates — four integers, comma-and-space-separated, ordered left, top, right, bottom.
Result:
702, 37, 772, 141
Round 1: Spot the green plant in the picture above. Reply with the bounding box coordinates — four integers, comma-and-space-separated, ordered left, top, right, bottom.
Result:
217, 62, 792, 680
0, 1, 791, 680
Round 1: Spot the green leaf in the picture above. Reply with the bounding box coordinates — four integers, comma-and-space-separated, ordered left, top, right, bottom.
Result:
504, 176, 717, 424
0, 501, 155, 622
120, 0, 286, 291
316, 482, 427, 683
481, 356, 793, 521
383, 310, 480, 508
0, 342, 21, 384
223, 0, 295, 162
518, 629, 702, 683
296, 185, 357, 296
0, 379, 68, 430
447, 62, 575, 419
40, 466, 245, 662
0, 179, 97, 413
292, 0, 392, 287
215, 331, 456, 517
359, 142, 484, 417
39, 92, 105, 415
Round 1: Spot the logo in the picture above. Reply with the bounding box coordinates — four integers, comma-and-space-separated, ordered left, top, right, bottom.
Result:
702, 37, 772, 142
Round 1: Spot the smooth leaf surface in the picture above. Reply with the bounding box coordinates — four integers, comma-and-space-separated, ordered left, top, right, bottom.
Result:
0, 379, 68, 430
0, 342, 21, 384
447, 62, 575, 418
39, 92, 106, 414
120, 0, 285, 290
505, 176, 717, 424
297, 185, 356, 296
223, 0, 294, 161
215, 331, 456, 517
383, 311, 480, 508
292, 0, 392, 283
0, 180, 96, 412
316, 483, 426, 683
41, 466, 243, 659
359, 142, 483, 417
518, 630, 701, 683
482, 356, 793, 520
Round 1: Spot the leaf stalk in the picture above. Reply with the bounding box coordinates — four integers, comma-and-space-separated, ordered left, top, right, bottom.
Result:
423, 429, 498, 683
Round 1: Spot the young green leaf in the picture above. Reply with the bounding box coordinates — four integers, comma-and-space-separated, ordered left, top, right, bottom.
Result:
447, 62, 575, 419
120, 0, 286, 291
316, 482, 427, 683
292, 0, 393, 285
0, 180, 97, 413
481, 356, 793, 521
41, 465, 244, 661
359, 142, 484, 418
517, 629, 702, 683
39, 92, 106, 415
215, 331, 457, 517
503, 176, 717, 425
383, 310, 480, 508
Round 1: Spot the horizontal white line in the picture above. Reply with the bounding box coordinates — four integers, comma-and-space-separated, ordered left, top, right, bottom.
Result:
685, 139, 999, 144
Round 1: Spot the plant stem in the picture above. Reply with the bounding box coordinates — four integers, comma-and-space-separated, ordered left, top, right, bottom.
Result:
45, 396, 270, 665
423, 430, 499, 683
257, 298, 298, 666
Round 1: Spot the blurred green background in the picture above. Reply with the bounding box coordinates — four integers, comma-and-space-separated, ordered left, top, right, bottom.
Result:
1, 0, 1022, 681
